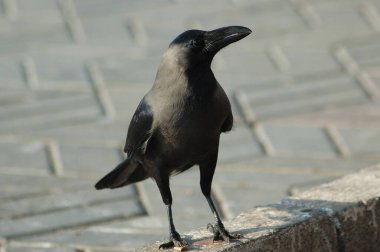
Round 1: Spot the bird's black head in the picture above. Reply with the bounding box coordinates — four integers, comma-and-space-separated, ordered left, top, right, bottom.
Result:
166, 26, 252, 68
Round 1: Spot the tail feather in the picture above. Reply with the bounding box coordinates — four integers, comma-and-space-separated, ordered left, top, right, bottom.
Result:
95, 159, 138, 190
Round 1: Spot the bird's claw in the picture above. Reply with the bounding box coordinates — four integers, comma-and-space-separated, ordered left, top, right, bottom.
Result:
159, 231, 187, 250
207, 222, 241, 242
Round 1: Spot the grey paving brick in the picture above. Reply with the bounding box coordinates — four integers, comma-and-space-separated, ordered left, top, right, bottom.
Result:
19, 216, 166, 250
31, 55, 88, 85
215, 49, 280, 88
73, 0, 171, 18
218, 125, 263, 164
225, 156, 374, 175
60, 144, 121, 175
0, 89, 44, 108
337, 34, 380, 70
0, 91, 102, 133
2, 19, 70, 47
0, 199, 142, 238
18, 226, 162, 251
0, 186, 135, 219
339, 127, 380, 158
0, 174, 95, 201
17, 0, 60, 13
108, 86, 152, 119
275, 45, 341, 76
263, 124, 337, 157
370, 67, 380, 80
237, 73, 370, 120
0, 140, 49, 174
28, 120, 127, 146
6, 246, 78, 252
264, 103, 380, 126
194, 1, 307, 38
0, 59, 24, 87
309, 1, 372, 32
81, 17, 133, 46
213, 169, 337, 216
99, 215, 166, 231
98, 57, 159, 87
347, 44, 380, 68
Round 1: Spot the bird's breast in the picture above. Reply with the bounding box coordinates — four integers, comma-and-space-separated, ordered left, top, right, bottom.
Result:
147, 78, 230, 158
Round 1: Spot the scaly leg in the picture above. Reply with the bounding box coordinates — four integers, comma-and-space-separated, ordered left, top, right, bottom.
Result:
199, 152, 240, 242
155, 176, 187, 249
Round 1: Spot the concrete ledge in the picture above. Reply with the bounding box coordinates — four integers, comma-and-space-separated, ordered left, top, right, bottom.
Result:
136, 164, 380, 252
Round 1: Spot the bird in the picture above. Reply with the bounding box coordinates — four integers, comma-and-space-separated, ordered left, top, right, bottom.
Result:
95, 26, 252, 249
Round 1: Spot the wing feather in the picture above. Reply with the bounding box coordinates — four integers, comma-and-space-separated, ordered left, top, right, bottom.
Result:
124, 97, 154, 157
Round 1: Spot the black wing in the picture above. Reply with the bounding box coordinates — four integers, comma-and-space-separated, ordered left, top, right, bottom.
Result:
124, 97, 154, 158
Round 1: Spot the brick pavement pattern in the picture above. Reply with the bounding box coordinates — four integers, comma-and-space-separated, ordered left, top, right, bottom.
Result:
1, 0, 380, 251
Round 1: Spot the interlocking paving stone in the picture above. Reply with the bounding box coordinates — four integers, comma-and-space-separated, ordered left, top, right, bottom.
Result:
0, 58, 24, 87
339, 127, 380, 157
17, 0, 61, 13
0, 89, 30, 106
262, 124, 337, 157
1, 0, 380, 250
236, 73, 370, 120
0, 199, 142, 238
309, 1, 372, 32
73, 0, 171, 18
195, 1, 308, 38
6, 246, 78, 252
218, 125, 263, 163
215, 49, 281, 88
0, 186, 135, 219
263, 103, 380, 126
31, 55, 88, 85
0, 174, 95, 202
98, 57, 160, 88
18, 226, 163, 251
0, 141, 49, 173
108, 86, 153, 119
59, 144, 121, 175
0, 91, 102, 133
213, 169, 337, 216
28, 120, 128, 146
337, 34, 380, 73
228, 156, 375, 175
274, 45, 341, 76
17, 216, 166, 251
81, 17, 133, 47
1, 20, 70, 49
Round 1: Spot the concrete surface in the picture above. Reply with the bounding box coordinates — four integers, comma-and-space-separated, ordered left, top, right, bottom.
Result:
137, 164, 380, 252
1, 0, 380, 251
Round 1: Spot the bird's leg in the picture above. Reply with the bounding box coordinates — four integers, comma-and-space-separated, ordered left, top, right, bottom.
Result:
205, 196, 239, 242
199, 154, 240, 242
159, 204, 187, 249
155, 176, 187, 249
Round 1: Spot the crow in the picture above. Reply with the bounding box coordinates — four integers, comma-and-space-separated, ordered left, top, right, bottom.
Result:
95, 26, 251, 249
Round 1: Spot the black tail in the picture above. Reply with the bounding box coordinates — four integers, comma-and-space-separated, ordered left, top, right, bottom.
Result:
95, 159, 138, 190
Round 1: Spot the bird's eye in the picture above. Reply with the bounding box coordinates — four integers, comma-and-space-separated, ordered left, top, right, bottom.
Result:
189, 39, 203, 48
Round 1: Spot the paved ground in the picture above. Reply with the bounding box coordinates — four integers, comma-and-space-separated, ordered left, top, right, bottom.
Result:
1, 0, 380, 251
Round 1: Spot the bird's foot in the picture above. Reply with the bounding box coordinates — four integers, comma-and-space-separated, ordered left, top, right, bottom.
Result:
159, 231, 188, 250
207, 222, 241, 243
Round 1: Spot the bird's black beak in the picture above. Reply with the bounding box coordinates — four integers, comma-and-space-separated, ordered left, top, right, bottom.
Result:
204, 26, 252, 54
